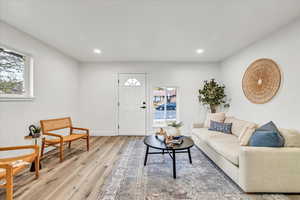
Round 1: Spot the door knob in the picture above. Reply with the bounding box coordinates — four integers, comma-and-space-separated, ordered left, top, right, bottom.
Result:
140, 106, 146, 109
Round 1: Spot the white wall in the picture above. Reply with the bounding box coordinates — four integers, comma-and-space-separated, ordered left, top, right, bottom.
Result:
0, 21, 80, 147
220, 18, 300, 129
79, 62, 220, 136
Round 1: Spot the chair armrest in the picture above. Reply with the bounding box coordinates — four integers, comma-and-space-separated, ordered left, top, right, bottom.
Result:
239, 146, 300, 192
0, 163, 12, 169
71, 127, 89, 134
192, 123, 204, 129
43, 132, 64, 142
0, 145, 38, 152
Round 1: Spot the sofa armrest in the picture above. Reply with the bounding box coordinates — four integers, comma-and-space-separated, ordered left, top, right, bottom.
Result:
192, 123, 204, 129
239, 146, 300, 193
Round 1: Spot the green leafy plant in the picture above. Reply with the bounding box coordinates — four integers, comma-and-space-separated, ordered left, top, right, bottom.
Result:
198, 79, 230, 113
33, 127, 41, 133
168, 121, 183, 128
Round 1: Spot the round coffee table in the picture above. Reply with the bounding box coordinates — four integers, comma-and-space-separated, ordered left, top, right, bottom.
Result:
143, 135, 194, 179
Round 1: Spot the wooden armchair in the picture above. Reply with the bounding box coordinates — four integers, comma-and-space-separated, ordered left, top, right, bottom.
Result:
40, 117, 89, 162
0, 145, 39, 200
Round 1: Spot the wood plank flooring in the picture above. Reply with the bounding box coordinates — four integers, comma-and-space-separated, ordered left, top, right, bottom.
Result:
1, 136, 299, 200
0, 136, 132, 200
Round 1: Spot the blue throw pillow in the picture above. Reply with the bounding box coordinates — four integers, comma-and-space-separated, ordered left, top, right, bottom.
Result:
249, 121, 284, 147
208, 120, 232, 134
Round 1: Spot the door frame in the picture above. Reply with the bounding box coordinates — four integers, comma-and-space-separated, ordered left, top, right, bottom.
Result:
117, 72, 148, 135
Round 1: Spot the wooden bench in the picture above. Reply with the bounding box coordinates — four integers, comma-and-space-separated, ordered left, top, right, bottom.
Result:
40, 117, 89, 162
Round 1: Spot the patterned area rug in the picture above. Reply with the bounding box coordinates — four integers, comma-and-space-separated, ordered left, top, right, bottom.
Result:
96, 137, 288, 200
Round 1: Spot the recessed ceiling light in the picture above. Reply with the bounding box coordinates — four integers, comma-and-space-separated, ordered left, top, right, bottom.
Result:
93, 48, 101, 54
196, 49, 205, 54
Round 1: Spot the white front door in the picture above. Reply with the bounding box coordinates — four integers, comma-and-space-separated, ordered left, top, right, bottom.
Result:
118, 73, 147, 135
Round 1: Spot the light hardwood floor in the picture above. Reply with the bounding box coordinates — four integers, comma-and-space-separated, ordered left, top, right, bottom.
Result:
0, 136, 132, 200
1, 136, 300, 200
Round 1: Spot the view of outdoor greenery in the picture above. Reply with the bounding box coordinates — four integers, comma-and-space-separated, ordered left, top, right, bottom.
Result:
0, 48, 25, 95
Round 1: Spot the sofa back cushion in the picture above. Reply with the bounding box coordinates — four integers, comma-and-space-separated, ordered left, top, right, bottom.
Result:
224, 116, 256, 137
204, 112, 225, 128
279, 128, 300, 147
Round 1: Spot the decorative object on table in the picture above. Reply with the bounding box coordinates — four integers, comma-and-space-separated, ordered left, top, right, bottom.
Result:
168, 121, 183, 136
198, 79, 230, 113
242, 58, 281, 104
0, 145, 39, 200
28, 125, 41, 138
155, 127, 167, 137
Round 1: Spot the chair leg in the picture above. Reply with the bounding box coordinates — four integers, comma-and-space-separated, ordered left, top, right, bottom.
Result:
6, 168, 13, 200
35, 155, 40, 178
41, 139, 45, 158
86, 136, 90, 151
68, 141, 71, 149
59, 142, 64, 162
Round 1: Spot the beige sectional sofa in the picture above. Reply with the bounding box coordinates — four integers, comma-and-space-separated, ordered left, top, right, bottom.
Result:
191, 116, 300, 193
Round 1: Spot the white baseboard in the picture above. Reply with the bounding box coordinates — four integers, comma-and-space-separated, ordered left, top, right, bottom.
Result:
90, 130, 117, 136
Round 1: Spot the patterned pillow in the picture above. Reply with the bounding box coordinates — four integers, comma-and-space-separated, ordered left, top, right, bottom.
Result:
208, 120, 232, 134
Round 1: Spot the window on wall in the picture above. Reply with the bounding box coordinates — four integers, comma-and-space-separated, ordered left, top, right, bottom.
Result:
152, 87, 178, 126
0, 46, 33, 100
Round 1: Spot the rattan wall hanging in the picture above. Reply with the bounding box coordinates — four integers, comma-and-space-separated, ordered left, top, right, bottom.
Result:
242, 58, 281, 104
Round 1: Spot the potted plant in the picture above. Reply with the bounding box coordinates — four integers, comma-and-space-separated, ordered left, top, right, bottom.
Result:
168, 121, 183, 136
198, 79, 230, 113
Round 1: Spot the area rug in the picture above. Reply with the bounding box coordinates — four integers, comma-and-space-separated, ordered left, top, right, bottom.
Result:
96, 137, 288, 200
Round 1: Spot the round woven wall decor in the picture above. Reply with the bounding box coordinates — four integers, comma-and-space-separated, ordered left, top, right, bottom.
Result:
242, 58, 281, 104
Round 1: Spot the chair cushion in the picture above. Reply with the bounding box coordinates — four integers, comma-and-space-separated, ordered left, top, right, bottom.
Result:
224, 117, 256, 137
204, 112, 226, 128
207, 134, 240, 166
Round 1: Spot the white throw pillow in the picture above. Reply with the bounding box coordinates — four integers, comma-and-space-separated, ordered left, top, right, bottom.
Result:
225, 116, 256, 137
279, 128, 300, 147
239, 126, 256, 146
204, 112, 226, 128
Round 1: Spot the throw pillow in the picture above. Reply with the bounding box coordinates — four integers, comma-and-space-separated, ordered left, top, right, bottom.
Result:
208, 120, 232, 134
256, 121, 284, 146
239, 126, 256, 146
279, 128, 300, 147
249, 130, 284, 147
204, 112, 225, 128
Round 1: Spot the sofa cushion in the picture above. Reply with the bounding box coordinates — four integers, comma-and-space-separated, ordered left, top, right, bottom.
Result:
207, 134, 240, 166
224, 116, 256, 137
191, 128, 222, 141
204, 112, 225, 128
279, 128, 300, 147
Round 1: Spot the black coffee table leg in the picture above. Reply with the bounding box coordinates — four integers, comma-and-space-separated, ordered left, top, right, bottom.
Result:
188, 148, 192, 164
144, 146, 149, 166
172, 149, 176, 179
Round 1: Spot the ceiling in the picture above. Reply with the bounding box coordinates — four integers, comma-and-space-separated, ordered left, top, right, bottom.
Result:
1, 0, 300, 62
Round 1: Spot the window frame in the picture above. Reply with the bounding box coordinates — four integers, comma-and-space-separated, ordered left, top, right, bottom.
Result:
0, 45, 34, 101
152, 86, 179, 127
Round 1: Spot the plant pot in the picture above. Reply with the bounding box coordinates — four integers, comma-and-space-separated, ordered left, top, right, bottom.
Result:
210, 105, 217, 113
